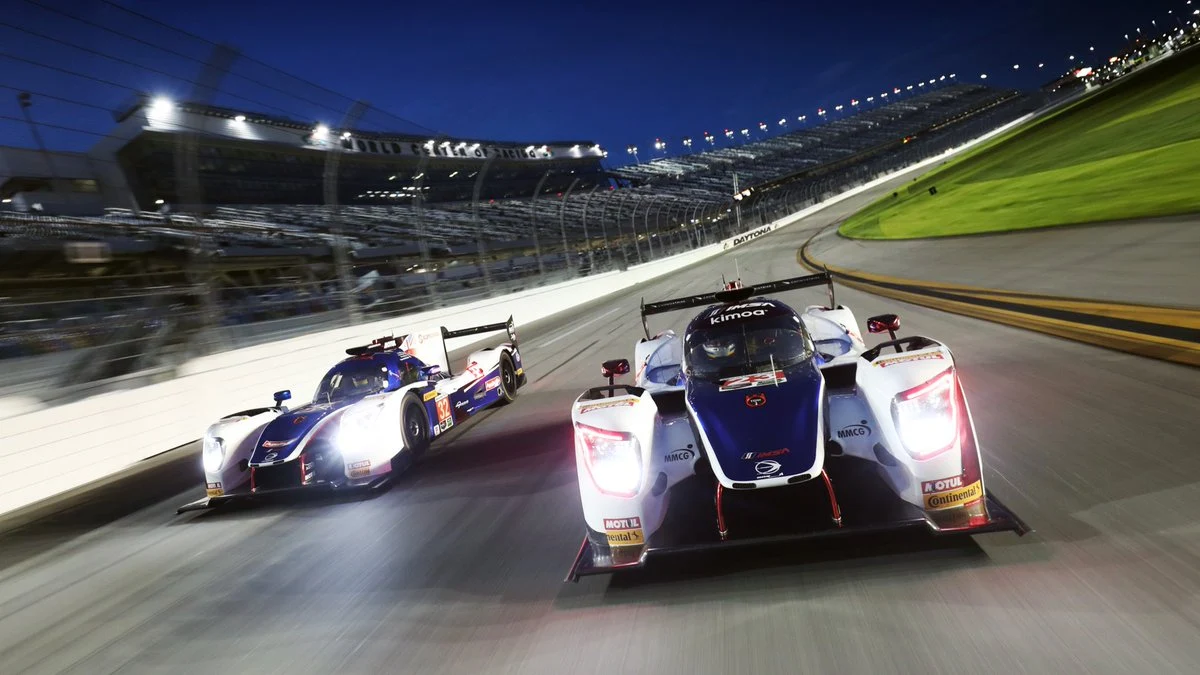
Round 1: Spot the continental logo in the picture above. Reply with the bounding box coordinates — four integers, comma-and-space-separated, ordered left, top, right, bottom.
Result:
924, 479, 982, 510
347, 460, 371, 479
603, 516, 645, 547
727, 225, 773, 248
875, 351, 945, 368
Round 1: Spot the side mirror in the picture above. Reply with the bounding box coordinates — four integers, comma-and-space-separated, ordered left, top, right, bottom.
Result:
273, 389, 291, 405
600, 359, 630, 386
866, 314, 901, 346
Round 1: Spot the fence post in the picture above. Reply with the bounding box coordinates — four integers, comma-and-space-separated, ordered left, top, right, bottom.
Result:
559, 177, 580, 273
530, 170, 551, 280
176, 42, 239, 356
324, 100, 369, 326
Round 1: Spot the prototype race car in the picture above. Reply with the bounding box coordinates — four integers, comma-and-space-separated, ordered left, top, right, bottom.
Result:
566, 272, 1028, 580
178, 317, 525, 513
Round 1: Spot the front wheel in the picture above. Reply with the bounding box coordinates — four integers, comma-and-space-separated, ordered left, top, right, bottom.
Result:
396, 394, 430, 471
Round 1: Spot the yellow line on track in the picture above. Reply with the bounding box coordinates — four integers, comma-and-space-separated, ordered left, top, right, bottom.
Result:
798, 245, 1200, 368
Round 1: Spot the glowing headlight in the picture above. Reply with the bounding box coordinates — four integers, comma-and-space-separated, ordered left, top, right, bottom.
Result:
202, 435, 226, 473
577, 423, 642, 497
891, 368, 958, 460
338, 403, 384, 450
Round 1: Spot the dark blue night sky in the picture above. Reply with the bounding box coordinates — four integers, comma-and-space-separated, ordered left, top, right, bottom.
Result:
1, 0, 1193, 164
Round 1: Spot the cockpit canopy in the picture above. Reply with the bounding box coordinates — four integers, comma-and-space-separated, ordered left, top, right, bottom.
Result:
314, 358, 392, 403
685, 310, 814, 381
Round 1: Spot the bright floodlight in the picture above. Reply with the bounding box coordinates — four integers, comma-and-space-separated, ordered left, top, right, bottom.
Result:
980, 73, 988, 79
150, 97, 173, 115
342, 131, 351, 139
1013, 64, 1020, 69
155, 199, 165, 205
1039, 63, 1045, 68
312, 124, 329, 139
234, 114, 246, 122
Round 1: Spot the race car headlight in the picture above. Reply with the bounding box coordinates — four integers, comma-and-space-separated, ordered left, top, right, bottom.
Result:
891, 368, 958, 460
338, 402, 384, 449
577, 423, 642, 498
202, 435, 226, 473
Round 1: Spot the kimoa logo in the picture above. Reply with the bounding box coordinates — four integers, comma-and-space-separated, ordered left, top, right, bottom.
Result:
731, 226, 772, 247
711, 309, 767, 324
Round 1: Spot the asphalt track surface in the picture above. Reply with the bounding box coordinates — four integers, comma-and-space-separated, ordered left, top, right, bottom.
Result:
2, 170, 1199, 675
809, 214, 1200, 308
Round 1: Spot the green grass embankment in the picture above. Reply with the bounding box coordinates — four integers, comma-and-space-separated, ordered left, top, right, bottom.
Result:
841, 45, 1200, 239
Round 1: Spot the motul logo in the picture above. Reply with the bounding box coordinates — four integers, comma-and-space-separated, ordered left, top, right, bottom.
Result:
603, 517, 642, 530
922, 476, 963, 493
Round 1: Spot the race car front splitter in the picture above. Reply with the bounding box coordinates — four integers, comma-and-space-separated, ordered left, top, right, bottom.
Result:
566, 490, 1030, 583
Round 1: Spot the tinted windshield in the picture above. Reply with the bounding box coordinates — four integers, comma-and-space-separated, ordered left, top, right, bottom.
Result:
685, 315, 813, 381
314, 360, 389, 403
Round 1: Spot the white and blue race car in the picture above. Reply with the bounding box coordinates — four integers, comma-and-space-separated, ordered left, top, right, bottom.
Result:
178, 317, 525, 512
566, 272, 1029, 580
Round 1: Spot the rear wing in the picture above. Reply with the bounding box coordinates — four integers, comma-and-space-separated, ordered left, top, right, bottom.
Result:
426, 315, 518, 376
350, 316, 518, 377
639, 270, 835, 338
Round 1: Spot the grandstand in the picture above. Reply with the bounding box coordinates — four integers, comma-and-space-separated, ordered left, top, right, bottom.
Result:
1, 80, 1059, 402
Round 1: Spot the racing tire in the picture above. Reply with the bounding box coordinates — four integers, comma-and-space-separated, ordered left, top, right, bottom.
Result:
397, 394, 430, 470
497, 352, 517, 405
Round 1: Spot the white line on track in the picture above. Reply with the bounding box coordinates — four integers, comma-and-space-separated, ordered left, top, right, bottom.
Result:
533, 307, 623, 349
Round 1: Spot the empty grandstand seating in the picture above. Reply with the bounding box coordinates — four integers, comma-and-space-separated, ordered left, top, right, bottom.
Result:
2, 82, 1056, 389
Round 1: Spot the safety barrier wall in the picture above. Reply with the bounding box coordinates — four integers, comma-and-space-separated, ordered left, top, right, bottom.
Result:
0, 111, 1035, 517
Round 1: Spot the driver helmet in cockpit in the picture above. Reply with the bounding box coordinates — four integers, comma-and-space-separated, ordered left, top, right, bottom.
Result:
700, 336, 739, 360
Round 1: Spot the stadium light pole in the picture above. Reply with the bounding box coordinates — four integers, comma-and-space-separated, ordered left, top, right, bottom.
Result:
559, 177, 580, 272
